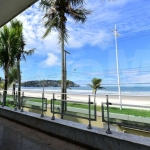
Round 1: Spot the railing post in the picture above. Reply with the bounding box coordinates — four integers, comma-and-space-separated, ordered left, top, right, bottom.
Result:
21, 92, 24, 112
41, 92, 44, 117
51, 93, 55, 120
65, 94, 67, 111
101, 102, 104, 122
94, 101, 97, 121
87, 95, 92, 129
16, 92, 18, 109
2, 91, 4, 107
106, 95, 112, 134
14, 92, 17, 111
18, 90, 21, 109
0, 92, 1, 105
61, 93, 64, 119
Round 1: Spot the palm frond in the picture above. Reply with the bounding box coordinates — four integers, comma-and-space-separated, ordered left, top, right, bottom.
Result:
8, 67, 18, 85
43, 14, 60, 38
68, 7, 91, 23
70, 0, 84, 7
87, 84, 93, 88
88, 77, 102, 93
39, 0, 52, 11
21, 49, 35, 61
23, 49, 35, 55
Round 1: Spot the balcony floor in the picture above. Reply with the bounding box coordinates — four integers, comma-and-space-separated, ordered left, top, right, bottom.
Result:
0, 117, 87, 150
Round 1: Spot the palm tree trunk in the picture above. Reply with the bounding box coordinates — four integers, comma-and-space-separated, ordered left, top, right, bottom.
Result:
17, 58, 21, 109
60, 16, 65, 119
94, 91, 97, 120
13, 83, 15, 97
94, 91, 96, 103
61, 39, 65, 101
3, 67, 8, 105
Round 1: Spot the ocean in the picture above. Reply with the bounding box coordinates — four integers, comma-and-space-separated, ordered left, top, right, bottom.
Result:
11, 86, 150, 96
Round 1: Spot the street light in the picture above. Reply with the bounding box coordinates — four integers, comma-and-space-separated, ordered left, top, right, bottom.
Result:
37, 75, 44, 93
113, 24, 122, 110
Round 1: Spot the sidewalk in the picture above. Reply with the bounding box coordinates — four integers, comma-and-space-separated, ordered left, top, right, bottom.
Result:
0, 117, 88, 150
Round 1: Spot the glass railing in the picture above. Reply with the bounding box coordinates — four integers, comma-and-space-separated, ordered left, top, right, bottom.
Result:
101, 95, 150, 133
22, 96, 47, 111
51, 93, 97, 129
0, 91, 47, 117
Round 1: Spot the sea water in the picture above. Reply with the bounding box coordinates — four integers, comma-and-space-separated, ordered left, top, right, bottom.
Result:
9, 85, 150, 96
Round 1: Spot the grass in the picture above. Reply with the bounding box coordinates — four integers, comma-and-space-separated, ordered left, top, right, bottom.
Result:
52, 100, 101, 111
106, 107, 150, 118
27, 98, 101, 110
6, 95, 13, 98
5, 100, 15, 108
23, 98, 42, 102
26, 99, 150, 118
4, 97, 150, 118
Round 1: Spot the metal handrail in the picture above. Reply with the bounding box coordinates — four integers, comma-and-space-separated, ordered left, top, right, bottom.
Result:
102, 102, 150, 109
51, 93, 97, 129
101, 95, 150, 133
51, 98, 94, 104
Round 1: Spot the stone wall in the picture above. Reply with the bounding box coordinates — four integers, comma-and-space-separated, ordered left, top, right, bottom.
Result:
0, 106, 150, 150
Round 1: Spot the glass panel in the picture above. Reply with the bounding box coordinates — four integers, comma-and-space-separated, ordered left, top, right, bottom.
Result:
23, 97, 47, 111
52, 99, 96, 120
102, 102, 150, 131
6, 95, 15, 106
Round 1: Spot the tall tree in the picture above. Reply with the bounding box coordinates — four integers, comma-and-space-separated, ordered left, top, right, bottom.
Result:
40, 0, 90, 118
88, 78, 102, 103
10, 19, 35, 109
0, 77, 4, 90
8, 67, 18, 97
8, 67, 18, 87
0, 25, 18, 105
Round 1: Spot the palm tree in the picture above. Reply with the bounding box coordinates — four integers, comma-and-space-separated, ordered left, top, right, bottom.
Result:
8, 67, 18, 87
40, 0, 90, 118
66, 80, 71, 89
59, 79, 71, 88
0, 25, 18, 105
88, 78, 102, 103
0, 77, 4, 90
8, 67, 18, 97
10, 19, 35, 109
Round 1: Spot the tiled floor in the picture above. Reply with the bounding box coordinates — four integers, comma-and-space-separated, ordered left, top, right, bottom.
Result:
0, 117, 88, 150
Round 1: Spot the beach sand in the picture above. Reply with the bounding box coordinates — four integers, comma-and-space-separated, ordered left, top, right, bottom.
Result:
7, 89, 150, 106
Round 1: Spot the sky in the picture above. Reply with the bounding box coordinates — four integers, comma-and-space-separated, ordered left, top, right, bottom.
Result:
1, 0, 150, 86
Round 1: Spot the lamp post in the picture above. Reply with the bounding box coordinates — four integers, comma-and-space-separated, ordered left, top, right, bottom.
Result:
113, 24, 122, 110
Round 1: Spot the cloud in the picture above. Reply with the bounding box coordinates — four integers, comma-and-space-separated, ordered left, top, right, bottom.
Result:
14, 0, 150, 55
123, 73, 150, 84
42, 53, 60, 67
3, 0, 149, 84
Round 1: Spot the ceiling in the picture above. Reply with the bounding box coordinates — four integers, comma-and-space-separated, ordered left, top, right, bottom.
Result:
0, 0, 38, 28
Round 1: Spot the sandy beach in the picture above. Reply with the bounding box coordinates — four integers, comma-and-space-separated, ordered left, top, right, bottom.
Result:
7, 89, 150, 107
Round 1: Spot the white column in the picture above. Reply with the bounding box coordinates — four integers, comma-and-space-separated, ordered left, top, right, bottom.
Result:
114, 24, 122, 110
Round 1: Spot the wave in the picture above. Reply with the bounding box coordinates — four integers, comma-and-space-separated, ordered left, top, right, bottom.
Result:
8, 86, 150, 96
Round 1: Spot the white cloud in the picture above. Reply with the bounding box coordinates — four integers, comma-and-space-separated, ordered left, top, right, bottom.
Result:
124, 74, 150, 84
14, 0, 150, 56
43, 53, 60, 67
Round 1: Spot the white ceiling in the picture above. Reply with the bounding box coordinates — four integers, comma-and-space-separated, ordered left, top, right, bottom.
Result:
0, 0, 38, 28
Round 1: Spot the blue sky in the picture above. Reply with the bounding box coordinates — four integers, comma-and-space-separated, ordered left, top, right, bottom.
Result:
1, 0, 150, 86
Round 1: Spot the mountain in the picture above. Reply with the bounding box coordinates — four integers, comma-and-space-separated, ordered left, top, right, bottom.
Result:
21, 80, 80, 87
